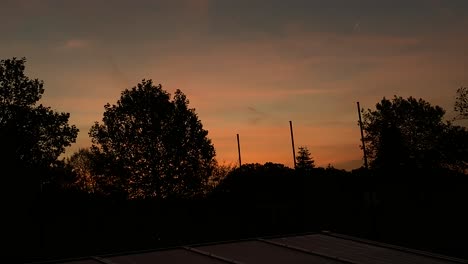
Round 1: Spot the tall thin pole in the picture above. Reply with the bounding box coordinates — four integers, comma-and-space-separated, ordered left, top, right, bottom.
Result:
357, 102, 369, 169
237, 133, 242, 168
289, 121, 297, 168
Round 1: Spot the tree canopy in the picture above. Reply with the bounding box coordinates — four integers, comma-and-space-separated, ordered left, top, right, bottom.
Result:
362, 96, 467, 172
0, 57, 78, 171
89, 79, 216, 199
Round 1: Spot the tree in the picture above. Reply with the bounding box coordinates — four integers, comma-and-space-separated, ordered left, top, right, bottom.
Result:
1, 58, 78, 254
0, 57, 78, 183
454, 87, 468, 120
89, 79, 216, 199
362, 96, 467, 172
296, 146, 315, 172
206, 162, 235, 192
65, 148, 97, 193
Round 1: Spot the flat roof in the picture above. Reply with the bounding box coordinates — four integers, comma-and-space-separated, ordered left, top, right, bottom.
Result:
33, 232, 468, 264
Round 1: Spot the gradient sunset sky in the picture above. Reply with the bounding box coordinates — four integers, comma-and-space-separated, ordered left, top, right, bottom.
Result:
2, 0, 468, 170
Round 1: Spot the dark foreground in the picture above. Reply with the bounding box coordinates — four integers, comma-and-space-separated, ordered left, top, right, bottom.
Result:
3, 167, 468, 263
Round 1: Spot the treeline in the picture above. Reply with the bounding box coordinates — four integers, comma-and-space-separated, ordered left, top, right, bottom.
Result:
1, 58, 468, 262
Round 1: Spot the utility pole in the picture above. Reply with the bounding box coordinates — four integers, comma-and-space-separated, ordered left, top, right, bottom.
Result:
289, 121, 297, 168
357, 102, 369, 169
237, 133, 242, 168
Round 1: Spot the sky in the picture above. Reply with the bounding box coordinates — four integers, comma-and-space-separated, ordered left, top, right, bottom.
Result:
1, 0, 468, 170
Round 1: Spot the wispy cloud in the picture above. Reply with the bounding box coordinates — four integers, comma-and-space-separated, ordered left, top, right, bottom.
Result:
62, 39, 91, 49
353, 22, 361, 32
247, 106, 268, 125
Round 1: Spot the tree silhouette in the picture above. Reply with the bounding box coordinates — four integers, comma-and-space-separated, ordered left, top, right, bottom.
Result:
1, 58, 78, 257
296, 146, 315, 173
362, 96, 468, 171
89, 79, 216, 199
0, 57, 78, 177
454, 87, 468, 120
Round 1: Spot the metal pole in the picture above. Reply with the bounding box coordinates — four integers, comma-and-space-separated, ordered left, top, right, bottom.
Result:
289, 121, 297, 168
237, 134, 242, 168
357, 102, 369, 169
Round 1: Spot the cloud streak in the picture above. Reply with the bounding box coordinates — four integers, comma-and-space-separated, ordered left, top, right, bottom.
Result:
63, 39, 90, 49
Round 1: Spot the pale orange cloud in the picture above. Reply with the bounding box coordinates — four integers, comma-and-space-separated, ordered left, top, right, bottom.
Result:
62, 39, 91, 49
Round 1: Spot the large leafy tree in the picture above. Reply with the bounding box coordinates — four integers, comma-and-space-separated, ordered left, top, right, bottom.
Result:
89, 79, 216, 199
362, 96, 467, 172
0, 57, 78, 172
1, 58, 79, 255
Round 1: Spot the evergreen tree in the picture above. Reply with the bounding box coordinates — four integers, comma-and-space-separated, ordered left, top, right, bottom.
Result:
296, 146, 315, 173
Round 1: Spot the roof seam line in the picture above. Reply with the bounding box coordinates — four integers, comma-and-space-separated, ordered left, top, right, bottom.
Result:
322, 232, 468, 264
257, 238, 359, 264
182, 246, 245, 264
91, 256, 120, 264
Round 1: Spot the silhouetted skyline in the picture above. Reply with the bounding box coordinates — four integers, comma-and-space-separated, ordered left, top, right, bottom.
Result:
2, 58, 468, 262
2, 0, 468, 169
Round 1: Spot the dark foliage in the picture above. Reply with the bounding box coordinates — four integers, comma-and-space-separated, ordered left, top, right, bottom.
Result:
0, 58, 78, 170
454, 87, 468, 120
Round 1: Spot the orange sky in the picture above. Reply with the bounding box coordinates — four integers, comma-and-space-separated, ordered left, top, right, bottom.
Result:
2, 0, 468, 170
